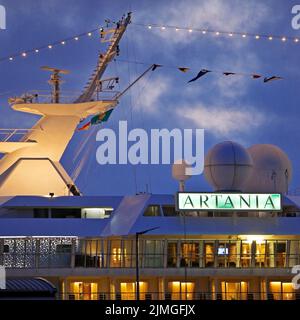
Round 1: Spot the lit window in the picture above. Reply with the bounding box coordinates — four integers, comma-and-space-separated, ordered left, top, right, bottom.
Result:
270, 281, 295, 300
169, 281, 195, 300
112, 248, 126, 263
81, 208, 113, 219
143, 205, 161, 216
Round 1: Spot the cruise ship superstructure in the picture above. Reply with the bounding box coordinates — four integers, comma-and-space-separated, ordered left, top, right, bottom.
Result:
0, 13, 300, 301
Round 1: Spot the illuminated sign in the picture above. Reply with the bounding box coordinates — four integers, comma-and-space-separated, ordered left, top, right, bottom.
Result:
176, 192, 282, 211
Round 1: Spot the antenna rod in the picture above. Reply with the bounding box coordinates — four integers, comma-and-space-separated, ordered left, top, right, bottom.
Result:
41, 66, 70, 103
50, 71, 61, 103
115, 64, 155, 100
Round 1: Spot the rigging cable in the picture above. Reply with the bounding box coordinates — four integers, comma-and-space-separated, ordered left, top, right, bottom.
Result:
128, 25, 153, 194
125, 31, 138, 194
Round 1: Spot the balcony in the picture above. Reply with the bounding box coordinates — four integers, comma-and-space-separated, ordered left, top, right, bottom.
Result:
1, 237, 300, 270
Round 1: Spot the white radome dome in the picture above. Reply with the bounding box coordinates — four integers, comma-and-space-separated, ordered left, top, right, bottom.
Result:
244, 144, 292, 194
204, 141, 253, 191
172, 159, 192, 182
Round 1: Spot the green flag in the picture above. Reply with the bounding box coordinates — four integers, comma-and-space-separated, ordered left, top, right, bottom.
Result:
91, 109, 113, 125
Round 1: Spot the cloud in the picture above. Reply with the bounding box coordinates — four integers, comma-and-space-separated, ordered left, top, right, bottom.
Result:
132, 0, 272, 104
177, 103, 267, 137
212, 52, 262, 98
131, 75, 171, 114
135, 0, 271, 45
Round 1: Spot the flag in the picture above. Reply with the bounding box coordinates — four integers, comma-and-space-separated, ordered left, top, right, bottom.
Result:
188, 69, 211, 83
178, 67, 190, 73
78, 122, 91, 131
252, 74, 262, 79
78, 109, 113, 131
91, 109, 113, 125
152, 64, 162, 71
223, 72, 235, 76
263, 76, 283, 83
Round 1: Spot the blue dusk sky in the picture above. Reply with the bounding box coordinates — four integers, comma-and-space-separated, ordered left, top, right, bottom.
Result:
0, 0, 299, 195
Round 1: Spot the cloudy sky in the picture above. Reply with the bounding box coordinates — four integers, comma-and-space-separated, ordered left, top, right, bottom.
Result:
0, 0, 299, 195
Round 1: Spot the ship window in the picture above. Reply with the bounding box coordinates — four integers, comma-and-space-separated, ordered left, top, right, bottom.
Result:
275, 242, 286, 253
204, 242, 215, 267
162, 205, 178, 216
33, 208, 49, 218
275, 242, 286, 267
3, 245, 9, 253
167, 242, 177, 267
51, 208, 81, 218
181, 242, 199, 267
143, 205, 161, 216
144, 240, 164, 267
81, 208, 113, 219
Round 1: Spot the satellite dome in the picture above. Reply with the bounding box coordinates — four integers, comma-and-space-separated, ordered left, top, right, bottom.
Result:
172, 159, 192, 182
244, 144, 292, 194
204, 141, 253, 191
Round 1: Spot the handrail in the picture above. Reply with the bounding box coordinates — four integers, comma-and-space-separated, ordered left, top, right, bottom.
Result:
0, 129, 40, 142
9, 90, 119, 104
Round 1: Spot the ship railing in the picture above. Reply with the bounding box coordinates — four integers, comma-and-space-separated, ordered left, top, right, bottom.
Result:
9, 89, 119, 104
2, 252, 300, 269
0, 128, 40, 142
57, 291, 300, 301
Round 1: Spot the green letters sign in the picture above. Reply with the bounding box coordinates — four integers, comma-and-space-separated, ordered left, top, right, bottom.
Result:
177, 193, 282, 211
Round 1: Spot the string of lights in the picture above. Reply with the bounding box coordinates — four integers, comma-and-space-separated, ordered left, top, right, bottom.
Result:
1, 22, 297, 65
132, 22, 300, 44
0, 26, 103, 63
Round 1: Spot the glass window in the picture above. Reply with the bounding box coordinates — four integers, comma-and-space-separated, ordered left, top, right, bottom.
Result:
282, 283, 295, 300
123, 240, 133, 267
255, 242, 266, 267
217, 242, 237, 268
275, 242, 286, 267
162, 205, 178, 216
120, 282, 148, 300
180, 242, 199, 267
143, 205, 161, 216
221, 281, 248, 300
269, 281, 295, 300
167, 242, 177, 267
228, 242, 238, 267
33, 208, 49, 218
81, 208, 113, 219
110, 240, 123, 267
144, 240, 164, 267
241, 242, 251, 267
51, 208, 81, 218
168, 281, 195, 300
69, 282, 98, 300
204, 242, 214, 267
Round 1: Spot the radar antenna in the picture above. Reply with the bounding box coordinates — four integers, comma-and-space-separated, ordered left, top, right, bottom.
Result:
41, 66, 70, 103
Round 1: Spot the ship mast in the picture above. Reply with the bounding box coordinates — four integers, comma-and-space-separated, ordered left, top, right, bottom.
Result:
41, 66, 70, 103
75, 12, 131, 103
